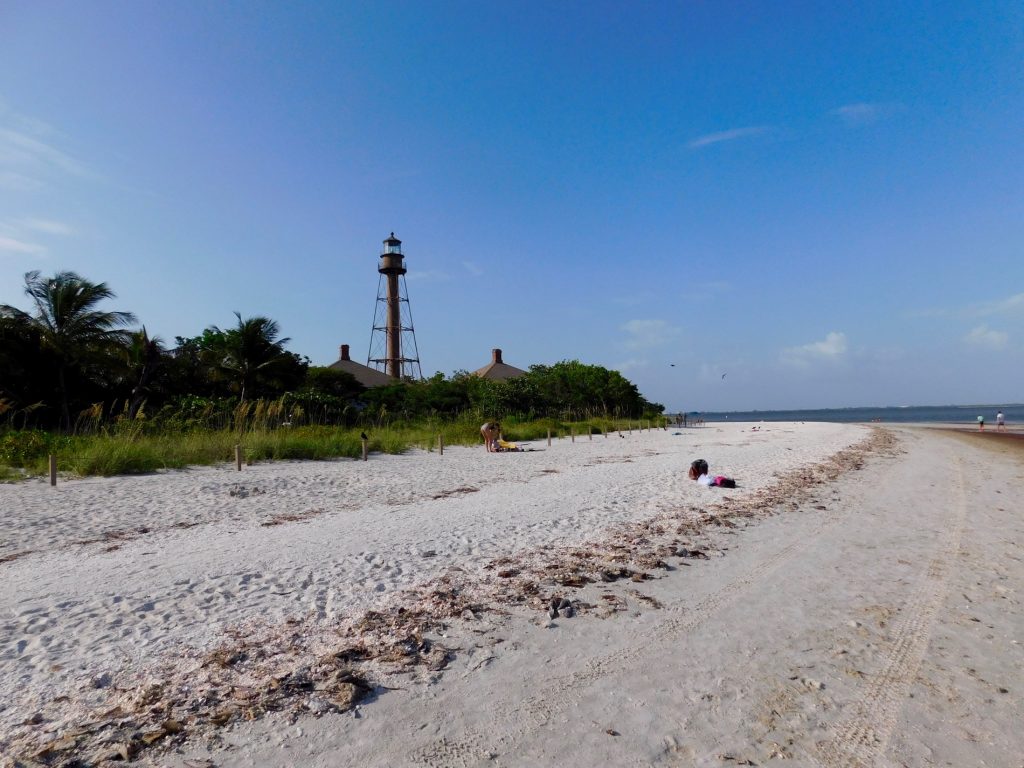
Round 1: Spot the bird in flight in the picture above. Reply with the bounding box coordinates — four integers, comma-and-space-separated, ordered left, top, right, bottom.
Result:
721, 373, 727, 379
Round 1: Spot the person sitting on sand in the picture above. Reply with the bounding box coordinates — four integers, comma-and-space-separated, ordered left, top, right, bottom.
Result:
481, 421, 502, 452
687, 459, 737, 488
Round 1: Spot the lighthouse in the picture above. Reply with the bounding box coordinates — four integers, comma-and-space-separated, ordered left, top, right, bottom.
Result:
367, 233, 423, 379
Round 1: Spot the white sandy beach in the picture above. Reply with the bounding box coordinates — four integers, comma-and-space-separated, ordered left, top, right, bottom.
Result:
1, 422, 1022, 766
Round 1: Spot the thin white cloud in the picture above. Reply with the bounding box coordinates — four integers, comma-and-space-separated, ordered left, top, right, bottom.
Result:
1, 99, 56, 137
0, 235, 46, 255
17, 217, 74, 236
908, 292, 1024, 320
0, 127, 88, 176
832, 103, 880, 124
688, 126, 770, 149
781, 331, 848, 366
405, 269, 451, 282
0, 216, 73, 256
615, 358, 648, 372
461, 261, 483, 277
0, 103, 92, 180
621, 318, 683, 350
964, 324, 1008, 349
972, 292, 1024, 317
0, 170, 43, 191
830, 102, 902, 126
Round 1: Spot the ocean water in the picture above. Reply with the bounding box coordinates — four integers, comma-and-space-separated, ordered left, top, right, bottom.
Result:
690, 404, 1024, 425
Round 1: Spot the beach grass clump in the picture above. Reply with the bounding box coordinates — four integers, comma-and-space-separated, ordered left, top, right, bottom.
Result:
375, 429, 413, 454
0, 464, 25, 483
243, 428, 364, 461
65, 438, 172, 476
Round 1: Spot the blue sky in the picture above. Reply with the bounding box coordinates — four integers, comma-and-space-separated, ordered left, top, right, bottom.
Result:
1, 1, 1022, 411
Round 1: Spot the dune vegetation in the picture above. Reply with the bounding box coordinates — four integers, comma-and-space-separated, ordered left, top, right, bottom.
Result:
0, 270, 666, 479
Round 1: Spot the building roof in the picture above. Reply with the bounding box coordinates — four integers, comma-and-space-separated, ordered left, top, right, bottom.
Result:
473, 348, 527, 381
328, 344, 396, 388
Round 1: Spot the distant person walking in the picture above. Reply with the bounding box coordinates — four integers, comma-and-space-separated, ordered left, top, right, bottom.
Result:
996, 410, 1006, 431
977, 415, 985, 431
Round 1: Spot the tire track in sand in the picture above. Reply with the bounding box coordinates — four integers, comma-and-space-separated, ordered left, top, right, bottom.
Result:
410, 506, 849, 767
814, 458, 967, 768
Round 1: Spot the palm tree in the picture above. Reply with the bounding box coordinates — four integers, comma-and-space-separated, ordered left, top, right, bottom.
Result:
209, 312, 293, 403
125, 327, 166, 419
0, 271, 137, 431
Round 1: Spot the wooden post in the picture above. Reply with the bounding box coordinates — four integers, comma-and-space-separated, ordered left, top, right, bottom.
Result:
547, 428, 551, 447
588, 426, 592, 441
571, 427, 575, 443
438, 434, 444, 455
628, 423, 632, 434
361, 438, 368, 461
234, 444, 242, 471
48, 454, 57, 486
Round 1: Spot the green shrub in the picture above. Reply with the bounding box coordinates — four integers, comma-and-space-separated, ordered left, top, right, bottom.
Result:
0, 430, 55, 465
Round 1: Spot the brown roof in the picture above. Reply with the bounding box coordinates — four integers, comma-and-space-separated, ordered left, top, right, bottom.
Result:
473, 348, 526, 381
328, 344, 396, 388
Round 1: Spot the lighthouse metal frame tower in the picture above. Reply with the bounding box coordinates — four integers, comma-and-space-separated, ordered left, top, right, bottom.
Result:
367, 232, 423, 380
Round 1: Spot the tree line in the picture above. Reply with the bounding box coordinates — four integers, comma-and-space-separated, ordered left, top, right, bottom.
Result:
0, 271, 663, 433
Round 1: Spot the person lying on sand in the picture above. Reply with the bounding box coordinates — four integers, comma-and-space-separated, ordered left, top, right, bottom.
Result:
688, 458, 737, 488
